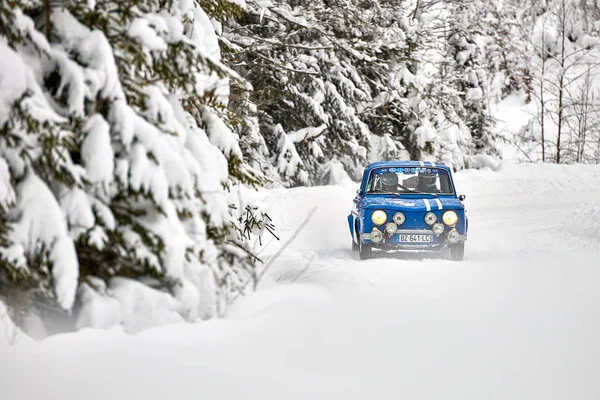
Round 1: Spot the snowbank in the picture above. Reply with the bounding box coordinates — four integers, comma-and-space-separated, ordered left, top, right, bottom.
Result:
75, 277, 188, 333
228, 283, 332, 319
563, 203, 600, 243
454, 161, 600, 197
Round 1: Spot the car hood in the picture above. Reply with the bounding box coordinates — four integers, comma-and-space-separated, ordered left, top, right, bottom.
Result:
361, 196, 463, 212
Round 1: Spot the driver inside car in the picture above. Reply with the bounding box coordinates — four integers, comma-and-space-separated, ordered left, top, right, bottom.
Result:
416, 171, 440, 193
379, 171, 399, 192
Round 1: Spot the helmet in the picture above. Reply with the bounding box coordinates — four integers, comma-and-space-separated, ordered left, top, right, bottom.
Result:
417, 172, 437, 189
380, 172, 398, 191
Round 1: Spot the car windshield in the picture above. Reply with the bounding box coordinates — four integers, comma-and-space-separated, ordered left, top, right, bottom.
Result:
366, 166, 454, 195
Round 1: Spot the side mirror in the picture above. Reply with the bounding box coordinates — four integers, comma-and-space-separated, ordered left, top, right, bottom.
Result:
354, 189, 362, 203
458, 194, 466, 201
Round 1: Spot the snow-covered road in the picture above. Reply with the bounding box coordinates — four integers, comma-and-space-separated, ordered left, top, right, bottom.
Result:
2, 163, 600, 400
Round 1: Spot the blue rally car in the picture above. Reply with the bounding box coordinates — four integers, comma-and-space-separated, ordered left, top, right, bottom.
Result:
348, 161, 468, 261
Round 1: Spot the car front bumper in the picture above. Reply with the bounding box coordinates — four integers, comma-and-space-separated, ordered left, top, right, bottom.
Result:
360, 229, 467, 249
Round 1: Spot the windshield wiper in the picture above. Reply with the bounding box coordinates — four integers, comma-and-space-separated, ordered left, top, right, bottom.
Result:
406, 190, 439, 198
368, 189, 390, 194
367, 189, 401, 197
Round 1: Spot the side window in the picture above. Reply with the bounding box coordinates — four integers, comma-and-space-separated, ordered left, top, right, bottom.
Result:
368, 175, 380, 192
366, 171, 382, 192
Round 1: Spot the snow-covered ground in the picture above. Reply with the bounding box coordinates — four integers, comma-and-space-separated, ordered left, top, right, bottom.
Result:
2, 162, 600, 400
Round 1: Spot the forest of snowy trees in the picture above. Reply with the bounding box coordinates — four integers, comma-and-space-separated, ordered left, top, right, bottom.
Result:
1, 0, 600, 337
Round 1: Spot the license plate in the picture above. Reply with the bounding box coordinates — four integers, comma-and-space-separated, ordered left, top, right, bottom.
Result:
399, 234, 431, 243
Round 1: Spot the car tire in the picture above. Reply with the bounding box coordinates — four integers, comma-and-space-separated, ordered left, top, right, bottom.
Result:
450, 242, 465, 261
359, 240, 372, 260
352, 239, 359, 251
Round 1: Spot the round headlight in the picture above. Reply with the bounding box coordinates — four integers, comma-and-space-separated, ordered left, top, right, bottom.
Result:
371, 210, 387, 225
447, 229, 460, 243
432, 223, 445, 236
370, 228, 383, 243
385, 222, 398, 234
442, 210, 458, 227
393, 212, 406, 225
424, 212, 437, 225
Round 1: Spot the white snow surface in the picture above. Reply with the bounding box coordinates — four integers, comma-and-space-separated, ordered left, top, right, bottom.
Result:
2, 162, 600, 399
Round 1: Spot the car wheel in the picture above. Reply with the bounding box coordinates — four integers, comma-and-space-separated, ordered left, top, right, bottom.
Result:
352, 238, 359, 251
358, 239, 372, 260
450, 242, 465, 261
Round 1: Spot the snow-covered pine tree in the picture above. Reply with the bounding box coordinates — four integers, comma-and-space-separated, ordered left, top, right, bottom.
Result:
0, 0, 271, 334
409, 0, 500, 169
0, 1, 83, 327
446, 1, 499, 159
224, 0, 379, 186
479, 0, 533, 102
325, 0, 416, 165
225, 0, 511, 178
228, 78, 273, 179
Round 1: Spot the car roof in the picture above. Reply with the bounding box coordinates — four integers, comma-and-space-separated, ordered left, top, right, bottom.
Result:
366, 160, 451, 172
